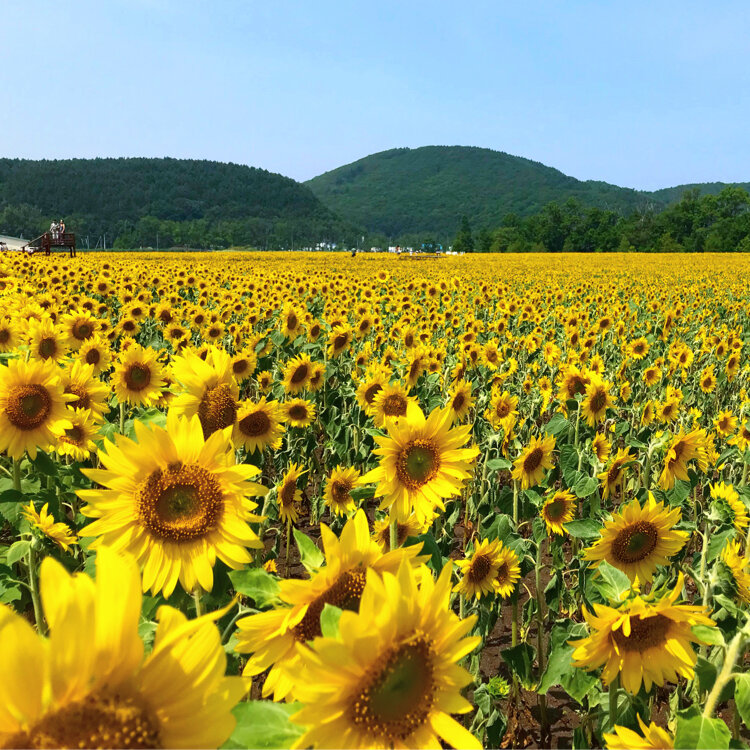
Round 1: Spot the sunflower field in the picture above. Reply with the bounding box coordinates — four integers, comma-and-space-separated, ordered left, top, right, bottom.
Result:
1, 250, 750, 749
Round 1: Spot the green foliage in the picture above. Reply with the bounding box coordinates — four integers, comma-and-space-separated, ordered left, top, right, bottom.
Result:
221, 701, 305, 749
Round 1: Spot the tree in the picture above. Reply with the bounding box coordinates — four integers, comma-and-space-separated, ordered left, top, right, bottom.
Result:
453, 215, 474, 253
476, 227, 492, 253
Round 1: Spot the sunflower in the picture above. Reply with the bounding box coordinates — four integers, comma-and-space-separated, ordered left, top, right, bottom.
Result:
327, 325, 353, 359
729, 422, 750, 452
22, 502, 77, 552
0, 358, 72, 459
77, 335, 113, 375
372, 514, 426, 551
640, 400, 655, 426
61, 359, 110, 421
0, 316, 21, 352
257, 369, 273, 391
281, 303, 304, 339
642, 365, 661, 387
493, 543, 522, 598
171, 347, 239, 438
485, 389, 518, 432
541, 490, 577, 535
290, 563, 481, 750
444, 379, 473, 424
360, 404, 479, 523
282, 353, 314, 394
27, 317, 69, 363
370, 382, 416, 428
234, 510, 425, 701
583, 494, 688, 582
597, 447, 636, 500
511, 433, 556, 490
355, 367, 389, 412
281, 398, 316, 428
557, 365, 591, 402
79, 412, 266, 596
0, 547, 246, 749
233, 397, 285, 453
55, 407, 100, 461
581, 375, 613, 427
60, 310, 100, 350
603, 716, 673, 750
628, 337, 650, 360
722, 540, 750, 603
592, 433, 611, 463
658, 428, 708, 489
112, 343, 166, 408
570, 573, 715, 694
710, 482, 749, 532
714, 410, 737, 437
656, 398, 680, 423
278, 463, 305, 524
454, 538, 505, 600
324, 465, 361, 516
699, 365, 717, 393
230, 347, 258, 383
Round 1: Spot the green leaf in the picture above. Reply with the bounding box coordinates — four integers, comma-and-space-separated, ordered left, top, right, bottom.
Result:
572, 476, 599, 498
228, 568, 280, 608
405, 532, 445, 573
564, 519, 602, 540
500, 643, 535, 688
538, 619, 588, 694
590, 560, 631, 603
560, 444, 579, 486
293, 529, 324, 573
708, 530, 735, 563
674, 706, 731, 749
320, 604, 342, 638
6, 540, 30, 566
692, 624, 724, 647
486, 457, 512, 471
545, 413, 570, 438
734, 674, 750, 728
31, 451, 58, 476
221, 701, 305, 749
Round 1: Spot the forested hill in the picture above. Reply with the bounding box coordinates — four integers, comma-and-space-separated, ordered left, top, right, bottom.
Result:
304, 146, 661, 239
650, 181, 750, 204
0, 158, 358, 249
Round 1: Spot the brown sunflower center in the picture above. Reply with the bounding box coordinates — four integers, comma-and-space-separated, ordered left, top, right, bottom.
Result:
495, 401, 510, 418
137, 463, 223, 542
73, 321, 94, 341
497, 562, 510, 584
523, 447, 544, 474
611, 614, 672, 652
64, 384, 91, 410
287, 404, 309, 422
232, 359, 249, 376
4, 691, 161, 750
238, 410, 271, 438
0, 329, 10, 344
333, 333, 348, 350
611, 521, 659, 563
396, 440, 440, 490
290, 364, 309, 385
467, 553, 492, 583
347, 635, 435, 742
568, 376, 587, 396
38, 337, 58, 359
279, 479, 298, 506
62, 425, 85, 445
545, 498, 568, 522
292, 568, 367, 642
452, 392, 466, 412
6, 384, 52, 431
286, 313, 298, 331
589, 390, 606, 413
85, 348, 101, 365
330, 479, 352, 504
123, 363, 152, 392
197, 383, 237, 438
382, 394, 407, 417
364, 382, 382, 405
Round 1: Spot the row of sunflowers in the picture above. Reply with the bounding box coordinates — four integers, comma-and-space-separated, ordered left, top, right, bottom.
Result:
0, 250, 749, 749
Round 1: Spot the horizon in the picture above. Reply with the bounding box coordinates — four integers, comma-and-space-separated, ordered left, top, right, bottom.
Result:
3, 1, 749, 191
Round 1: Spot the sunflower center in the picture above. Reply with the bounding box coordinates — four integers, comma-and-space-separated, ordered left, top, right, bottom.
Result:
568, 376, 586, 396
468, 553, 492, 583
545, 498, 567, 522
348, 635, 435, 742
38, 337, 57, 359
73, 322, 93, 340
396, 441, 440, 490
6, 384, 52, 431
290, 364, 309, 384
232, 359, 249, 376
382, 394, 407, 417
286, 313, 298, 330
85, 348, 101, 365
523, 447, 544, 473
333, 333, 348, 350
238, 410, 271, 437
293, 569, 367, 642
452, 392, 466, 412
611, 521, 659, 563
279, 479, 298, 506
589, 391, 606, 413
137, 463, 223, 542
288, 404, 308, 422
62, 425, 85, 445
497, 563, 510, 584
0, 329, 9, 344
496, 401, 510, 418
364, 383, 382, 405
124, 364, 152, 392
64, 384, 91, 410
611, 614, 672, 652
197, 384, 237, 437
331, 480, 352, 504
5, 690, 161, 750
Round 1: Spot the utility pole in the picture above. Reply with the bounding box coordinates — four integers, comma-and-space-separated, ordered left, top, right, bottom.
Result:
103, 233, 106, 250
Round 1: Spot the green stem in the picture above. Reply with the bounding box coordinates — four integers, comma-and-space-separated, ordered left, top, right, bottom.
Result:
12, 457, 21, 493
389, 516, 399, 551
511, 597, 518, 648
703, 628, 747, 719
192, 588, 204, 617
459, 594, 465, 620
119, 401, 126, 434
742, 460, 748, 487
27, 543, 46, 634
285, 519, 292, 575
512, 480, 519, 528
535, 539, 549, 738
608, 675, 619, 732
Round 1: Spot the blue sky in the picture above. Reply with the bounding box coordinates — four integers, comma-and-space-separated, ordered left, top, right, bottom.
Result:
2, 0, 749, 189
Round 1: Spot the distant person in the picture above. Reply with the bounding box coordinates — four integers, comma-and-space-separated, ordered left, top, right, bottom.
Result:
50, 221, 58, 240
60, 219, 66, 236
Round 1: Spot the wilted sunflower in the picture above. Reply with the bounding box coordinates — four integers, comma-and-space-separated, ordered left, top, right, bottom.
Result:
79, 412, 266, 596
570, 574, 715, 694
0, 547, 246, 750
361, 404, 479, 523
171, 347, 239, 438
603, 717, 673, 750
281, 397, 316, 427
583, 494, 688, 582
370, 382, 416, 428
581, 375, 613, 427
710, 481, 749, 531
112, 343, 166, 408
282, 353, 314, 394
277, 463, 305, 523
22, 502, 77, 552
235, 510, 424, 700
0, 358, 72, 459
658, 428, 708, 489
77, 335, 113, 375
597, 447, 635, 501
55, 407, 100, 461
233, 397, 285, 453
541, 489, 577, 535
323, 465, 361, 516
454, 538, 505, 600
290, 563, 481, 750
511, 433, 556, 490
722, 540, 750, 603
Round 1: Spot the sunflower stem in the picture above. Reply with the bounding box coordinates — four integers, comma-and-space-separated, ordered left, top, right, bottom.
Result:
389, 516, 399, 551
285, 519, 292, 574
742, 459, 748, 487
607, 676, 619, 732
702, 628, 747, 720
535, 538, 549, 739
119, 401, 126, 434
192, 588, 203, 617
12, 457, 21, 493
26, 543, 47, 635
512, 480, 519, 528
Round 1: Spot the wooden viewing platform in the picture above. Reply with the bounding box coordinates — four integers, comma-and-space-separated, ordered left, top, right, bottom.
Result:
23, 232, 77, 258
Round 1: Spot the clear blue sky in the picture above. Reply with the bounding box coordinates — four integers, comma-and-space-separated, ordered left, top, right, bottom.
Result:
2, 0, 749, 190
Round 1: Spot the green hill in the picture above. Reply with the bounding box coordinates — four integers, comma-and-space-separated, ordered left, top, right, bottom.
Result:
0, 157, 358, 249
650, 181, 750, 204
305, 146, 663, 239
